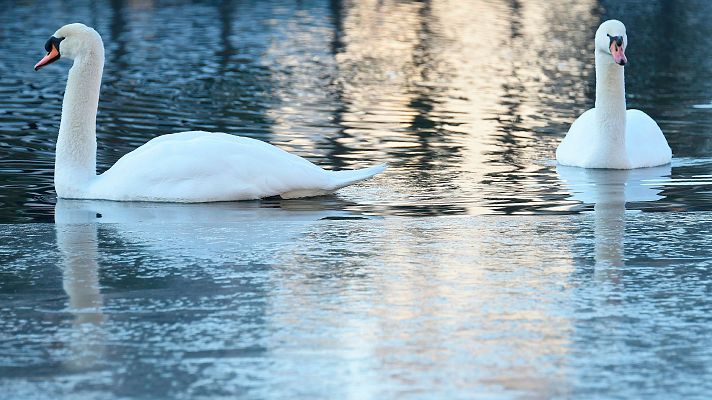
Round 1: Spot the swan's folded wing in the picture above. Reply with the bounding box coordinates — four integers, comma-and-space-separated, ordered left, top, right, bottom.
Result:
625, 109, 672, 168
556, 108, 596, 167
90, 131, 331, 202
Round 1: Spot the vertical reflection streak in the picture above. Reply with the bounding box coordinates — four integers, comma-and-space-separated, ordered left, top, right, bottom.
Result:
55, 209, 105, 371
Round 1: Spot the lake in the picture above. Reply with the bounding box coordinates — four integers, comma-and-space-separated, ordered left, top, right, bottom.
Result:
1, 0, 712, 398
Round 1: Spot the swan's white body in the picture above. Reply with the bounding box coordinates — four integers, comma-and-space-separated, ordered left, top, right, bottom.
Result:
556, 20, 671, 169
40, 24, 385, 202
558, 108, 671, 169
89, 132, 385, 201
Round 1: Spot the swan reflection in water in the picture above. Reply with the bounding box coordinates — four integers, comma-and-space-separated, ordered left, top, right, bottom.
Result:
557, 164, 671, 273
55, 197, 367, 224
55, 206, 106, 370
54, 198, 369, 370
56, 198, 370, 254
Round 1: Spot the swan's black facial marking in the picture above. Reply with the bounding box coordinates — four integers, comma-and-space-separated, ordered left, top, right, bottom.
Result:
606, 33, 627, 66
44, 36, 65, 54
606, 34, 624, 48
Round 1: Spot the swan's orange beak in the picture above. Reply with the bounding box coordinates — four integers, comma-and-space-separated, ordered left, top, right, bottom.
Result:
610, 40, 627, 66
34, 44, 60, 71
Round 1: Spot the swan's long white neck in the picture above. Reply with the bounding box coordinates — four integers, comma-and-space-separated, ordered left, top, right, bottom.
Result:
55, 42, 104, 196
593, 49, 628, 166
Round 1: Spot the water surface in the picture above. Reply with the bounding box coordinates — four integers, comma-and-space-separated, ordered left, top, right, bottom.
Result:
2, 0, 712, 398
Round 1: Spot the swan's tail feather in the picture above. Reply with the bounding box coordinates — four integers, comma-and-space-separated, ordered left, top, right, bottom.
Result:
279, 164, 386, 199
329, 164, 387, 190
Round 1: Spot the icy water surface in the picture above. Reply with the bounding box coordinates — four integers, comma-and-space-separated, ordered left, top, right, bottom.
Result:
2, 205, 712, 399
2, 0, 712, 398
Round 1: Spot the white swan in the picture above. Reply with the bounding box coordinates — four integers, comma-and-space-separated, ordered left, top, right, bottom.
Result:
556, 20, 672, 169
34, 23, 386, 202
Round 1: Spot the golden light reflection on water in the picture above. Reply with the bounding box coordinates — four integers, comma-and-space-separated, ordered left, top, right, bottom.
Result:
316, 0, 600, 215
256, 3, 701, 395
267, 0, 606, 395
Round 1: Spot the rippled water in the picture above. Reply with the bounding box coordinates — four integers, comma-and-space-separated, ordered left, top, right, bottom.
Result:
2, 0, 712, 220
2, 0, 712, 398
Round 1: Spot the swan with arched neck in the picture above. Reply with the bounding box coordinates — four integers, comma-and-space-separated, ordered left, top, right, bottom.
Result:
35, 23, 386, 202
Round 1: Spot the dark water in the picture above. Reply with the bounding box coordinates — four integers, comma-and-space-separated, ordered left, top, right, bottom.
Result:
2, 0, 712, 399
1, 0, 712, 221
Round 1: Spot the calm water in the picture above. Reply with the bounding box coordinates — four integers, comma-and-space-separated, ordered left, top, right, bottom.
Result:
2, 0, 712, 398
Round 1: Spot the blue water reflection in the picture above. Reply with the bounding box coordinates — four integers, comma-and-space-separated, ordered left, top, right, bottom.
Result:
1, 200, 711, 398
